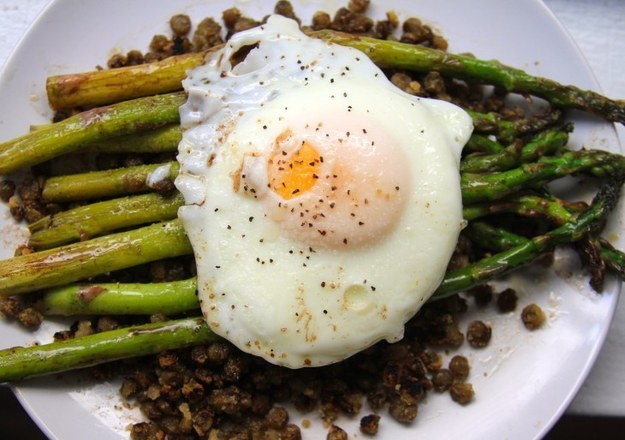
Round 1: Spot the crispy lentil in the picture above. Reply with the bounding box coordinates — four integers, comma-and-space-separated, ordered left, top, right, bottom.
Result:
17, 307, 43, 329
327, 424, 348, 440
0, 296, 21, 318
0, 180, 15, 202
274, 0, 299, 22
360, 413, 380, 435
522, 303, 547, 330
348, 0, 370, 13
192, 18, 223, 51
170, 14, 192, 36
312, 11, 332, 30
432, 368, 454, 392
467, 284, 494, 307
450, 382, 475, 405
449, 355, 470, 381
222, 7, 242, 30
467, 320, 492, 348
497, 287, 518, 312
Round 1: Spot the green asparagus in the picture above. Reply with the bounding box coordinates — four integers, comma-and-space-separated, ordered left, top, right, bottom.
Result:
461, 128, 570, 173
39, 278, 198, 316
434, 179, 624, 297
0, 317, 216, 382
0, 220, 191, 296
0, 92, 185, 175
29, 192, 184, 249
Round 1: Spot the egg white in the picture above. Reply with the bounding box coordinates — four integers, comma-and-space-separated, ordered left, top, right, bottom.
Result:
175, 15, 473, 367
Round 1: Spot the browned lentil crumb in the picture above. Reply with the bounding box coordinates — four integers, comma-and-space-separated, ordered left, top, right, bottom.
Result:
130, 421, 165, 440
450, 382, 475, 405
467, 320, 492, 348
467, 284, 494, 307
274, 0, 300, 22
0, 180, 15, 202
432, 368, 454, 392
222, 7, 242, 30
522, 303, 547, 330
360, 413, 380, 435
17, 307, 43, 329
232, 16, 259, 34
449, 355, 470, 382
170, 14, 191, 36
126, 50, 144, 66
348, 0, 370, 13
192, 17, 224, 51
149, 34, 170, 53
497, 287, 519, 312
0, 296, 22, 318
107, 53, 127, 69
327, 424, 348, 440
312, 11, 332, 30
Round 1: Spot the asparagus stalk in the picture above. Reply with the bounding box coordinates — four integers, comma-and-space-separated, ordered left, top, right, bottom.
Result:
0, 93, 185, 175
463, 193, 586, 222
0, 220, 191, 296
461, 128, 570, 173
33, 189, 577, 251
465, 221, 528, 250
314, 31, 625, 124
47, 52, 207, 111
467, 110, 563, 144
0, 317, 216, 382
462, 149, 625, 204
434, 179, 624, 297
42, 162, 179, 203
29, 192, 184, 249
45, 31, 625, 124
465, 221, 625, 284
84, 124, 181, 154
39, 278, 198, 316
464, 135, 505, 154
41, 148, 623, 205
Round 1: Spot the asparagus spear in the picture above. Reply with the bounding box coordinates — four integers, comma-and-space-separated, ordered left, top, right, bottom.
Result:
434, 178, 624, 297
84, 124, 181, 154
467, 110, 563, 144
29, 192, 184, 249
461, 128, 570, 173
0, 317, 216, 382
41, 148, 625, 205
463, 193, 586, 222
464, 135, 505, 154
314, 31, 625, 124
39, 278, 198, 316
465, 221, 528, 251
42, 162, 179, 203
47, 52, 207, 111
465, 221, 625, 284
462, 149, 625, 204
0, 93, 185, 175
45, 30, 625, 124
0, 220, 191, 296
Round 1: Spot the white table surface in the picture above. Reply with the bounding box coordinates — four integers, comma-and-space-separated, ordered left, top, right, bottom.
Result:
1, 0, 624, 421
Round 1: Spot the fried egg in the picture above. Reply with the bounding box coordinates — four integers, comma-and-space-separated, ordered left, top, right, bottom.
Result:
175, 15, 473, 368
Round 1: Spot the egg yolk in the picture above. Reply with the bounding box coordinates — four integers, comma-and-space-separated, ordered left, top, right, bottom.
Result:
239, 126, 411, 250
268, 134, 321, 200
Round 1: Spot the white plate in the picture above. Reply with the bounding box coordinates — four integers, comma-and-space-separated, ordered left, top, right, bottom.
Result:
0, 0, 623, 439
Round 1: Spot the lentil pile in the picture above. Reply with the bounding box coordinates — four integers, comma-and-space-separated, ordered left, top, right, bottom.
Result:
0, 0, 561, 438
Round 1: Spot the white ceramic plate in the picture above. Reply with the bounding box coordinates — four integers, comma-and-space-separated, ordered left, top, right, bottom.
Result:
1, 1, 623, 439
